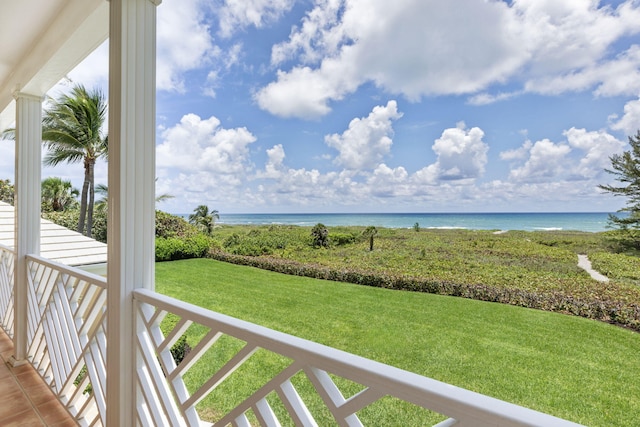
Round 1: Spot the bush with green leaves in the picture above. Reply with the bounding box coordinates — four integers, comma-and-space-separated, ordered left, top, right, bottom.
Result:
311, 223, 329, 247
590, 251, 640, 282
155, 234, 213, 261
156, 210, 198, 238
170, 335, 192, 365
330, 232, 357, 246
44, 208, 107, 243
220, 227, 297, 256
0, 179, 14, 205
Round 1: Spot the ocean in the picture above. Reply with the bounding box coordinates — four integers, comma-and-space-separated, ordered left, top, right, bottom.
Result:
204, 212, 621, 233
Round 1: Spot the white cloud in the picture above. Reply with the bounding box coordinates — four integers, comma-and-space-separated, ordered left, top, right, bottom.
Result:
478, 179, 612, 210
611, 96, 640, 136
259, 144, 286, 179
203, 71, 219, 98
367, 164, 410, 198
216, 0, 296, 38
157, 0, 217, 92
271, 0, 347, 65
254, 62, 359, 119
500, 141, 533, 161
507, 139, 571, 182
157, 113, 256, 178
256, 0, 640, 118
515, 0, 638, 75
158, 171, 245, 210
258, 0, 526, 118
503, 128, 624, 182
426, 123, 489, 181
564, 127, 625, 178
467, 91, 521, 106
155, 114, 259, 212
324, 100, 402, 170
524, 45, 640, 96
0, 141, 14, 178
256, 145, 362, 207
151, 120, 634, 214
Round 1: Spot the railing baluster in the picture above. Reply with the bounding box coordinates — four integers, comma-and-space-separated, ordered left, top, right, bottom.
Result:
137, 323, 186, 426
215, 363, 302, 426
168, 328, 221, 381
184, 343, 258, 410
233, 413, 253, 427
0, 246, 14, 335
278, 379, 318, 427
254, 397, 281, 427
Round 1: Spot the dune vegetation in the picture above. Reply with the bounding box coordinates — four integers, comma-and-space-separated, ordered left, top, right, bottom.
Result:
204, 225, 640, 331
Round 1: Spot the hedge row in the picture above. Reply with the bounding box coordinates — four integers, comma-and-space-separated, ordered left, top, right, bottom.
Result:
209, 250, 640, 332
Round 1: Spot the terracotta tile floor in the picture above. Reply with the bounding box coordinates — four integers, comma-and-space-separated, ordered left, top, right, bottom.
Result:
0, 328, 77, 426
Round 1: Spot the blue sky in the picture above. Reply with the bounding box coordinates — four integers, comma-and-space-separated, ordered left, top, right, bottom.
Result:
2, 0, 640, 214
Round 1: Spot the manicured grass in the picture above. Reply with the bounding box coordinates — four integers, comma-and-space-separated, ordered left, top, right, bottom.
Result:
156, 258, 640, 426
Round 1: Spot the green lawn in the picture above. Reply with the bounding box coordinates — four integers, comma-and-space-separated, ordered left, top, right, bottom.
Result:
156, 258, 640, 426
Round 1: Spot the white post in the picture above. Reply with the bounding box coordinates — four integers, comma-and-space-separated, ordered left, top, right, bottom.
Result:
106, 0, 159, 425
11, 93, 42, 365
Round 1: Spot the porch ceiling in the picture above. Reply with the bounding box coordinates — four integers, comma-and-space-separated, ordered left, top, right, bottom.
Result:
0, 0, 108, 131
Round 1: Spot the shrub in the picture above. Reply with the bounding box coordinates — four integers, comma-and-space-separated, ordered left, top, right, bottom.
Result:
590, 251, 640, 281
0, 179, 14, 205
220, 228, 300, 256
170, 335, 192, 365
156, 210, 197, 238
44, 208, 108, 243
311, 223, 329, 247
156, 234, 212, 261
330, 232, 356, 246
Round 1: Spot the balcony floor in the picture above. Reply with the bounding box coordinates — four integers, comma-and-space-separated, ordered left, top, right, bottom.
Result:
0, 329, 77, 426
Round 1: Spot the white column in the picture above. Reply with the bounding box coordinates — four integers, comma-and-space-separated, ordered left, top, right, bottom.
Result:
106, 0, 159, 425
11, 93, 42, 365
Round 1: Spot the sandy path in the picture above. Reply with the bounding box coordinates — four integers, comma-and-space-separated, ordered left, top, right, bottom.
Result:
577, 254, 609, 282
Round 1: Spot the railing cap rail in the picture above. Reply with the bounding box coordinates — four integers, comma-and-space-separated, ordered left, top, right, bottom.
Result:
26, 253, 107, 289
133, 288, 583, 427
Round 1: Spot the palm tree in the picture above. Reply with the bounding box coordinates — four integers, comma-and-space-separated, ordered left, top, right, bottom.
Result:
95, 182, 174, 215
40, 85, 108, 237
362, 226, 378, 251
41, 177, 79, 212
94, 183, 109, 215
188, 205, 219, 235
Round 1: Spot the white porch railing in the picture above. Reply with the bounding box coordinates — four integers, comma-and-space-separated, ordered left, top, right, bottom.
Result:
0, 244, 584, 426
26, 253, 108, 425
0, 244, 14, 336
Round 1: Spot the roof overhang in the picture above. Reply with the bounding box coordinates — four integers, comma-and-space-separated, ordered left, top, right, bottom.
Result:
0, 201, 107, 270
0, 0, 108, 130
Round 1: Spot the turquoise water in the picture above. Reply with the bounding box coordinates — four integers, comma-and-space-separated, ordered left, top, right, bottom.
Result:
205, 212, 620, 232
